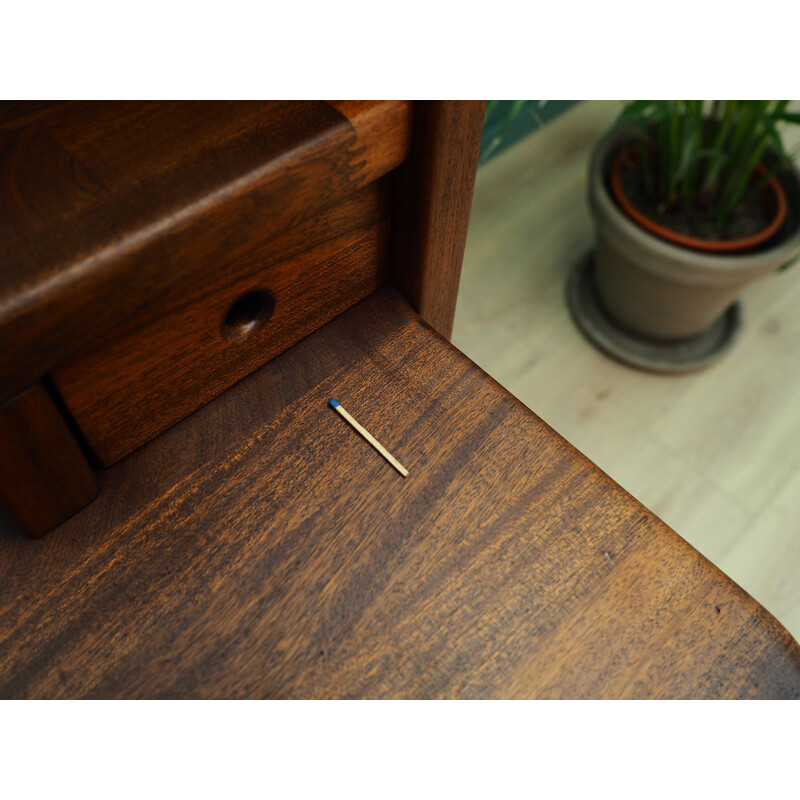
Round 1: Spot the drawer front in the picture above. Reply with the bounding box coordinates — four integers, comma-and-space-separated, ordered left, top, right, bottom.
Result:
53, 206, 391, 466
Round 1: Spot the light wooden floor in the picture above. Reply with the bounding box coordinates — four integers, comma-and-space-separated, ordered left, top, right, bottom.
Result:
453, 101, 800, 643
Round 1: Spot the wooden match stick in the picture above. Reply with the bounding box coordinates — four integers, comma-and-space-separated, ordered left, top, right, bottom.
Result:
328, 398, 409, 477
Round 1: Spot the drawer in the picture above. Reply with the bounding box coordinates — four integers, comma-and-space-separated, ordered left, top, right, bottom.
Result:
0, 101, 412, 403
52, 186, 392, 466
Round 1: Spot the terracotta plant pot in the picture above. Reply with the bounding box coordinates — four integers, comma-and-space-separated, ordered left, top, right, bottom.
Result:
611, 149, 787, 254
588, 127, 800, 341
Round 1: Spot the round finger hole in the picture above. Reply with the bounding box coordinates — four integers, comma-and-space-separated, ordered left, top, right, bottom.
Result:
222, 289, 275, 339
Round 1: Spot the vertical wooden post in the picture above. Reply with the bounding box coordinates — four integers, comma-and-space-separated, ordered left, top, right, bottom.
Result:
0, 382, 97, 538
390, 100, 486, 339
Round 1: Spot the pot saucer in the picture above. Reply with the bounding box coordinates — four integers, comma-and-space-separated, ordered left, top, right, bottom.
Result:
566, 252, 742, 373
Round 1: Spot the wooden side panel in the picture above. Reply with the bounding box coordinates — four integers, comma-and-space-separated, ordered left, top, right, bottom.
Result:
0, 383, 97, 538
391, 101, 486, 339
53, 210, 392, 466
1, 289, 798, 698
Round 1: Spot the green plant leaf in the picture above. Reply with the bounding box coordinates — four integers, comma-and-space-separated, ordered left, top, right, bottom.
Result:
480, 100, 531, 163
772, 111, 800, 125
778, 252, 800, 271
617, 100, 658, 122
718, 134, 769, 225
613, 99, 797, 232
763, 116, 786, 155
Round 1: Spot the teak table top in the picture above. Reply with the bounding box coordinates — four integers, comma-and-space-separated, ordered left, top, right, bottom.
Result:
1, 288, 798, 698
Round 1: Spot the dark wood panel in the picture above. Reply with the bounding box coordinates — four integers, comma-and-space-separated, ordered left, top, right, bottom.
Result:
54, 216, 391, 466
0, 101, 68, 131
391, 101, 486, 339
48, 101, 290, 190
2, 288, 798, 698
0, 383, 97, 538
0, 101, 412, 402
0, 117, 104, 242
328, 101, 413, 186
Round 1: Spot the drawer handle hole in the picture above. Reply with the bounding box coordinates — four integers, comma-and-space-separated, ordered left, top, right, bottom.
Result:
223, 290, 275, 339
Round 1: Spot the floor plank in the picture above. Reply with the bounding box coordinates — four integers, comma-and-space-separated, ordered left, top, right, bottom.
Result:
453, 100, 800, 642
721, 469, 800, 639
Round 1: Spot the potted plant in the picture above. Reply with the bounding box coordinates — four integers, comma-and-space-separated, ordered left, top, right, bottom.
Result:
586, 101, 800, 346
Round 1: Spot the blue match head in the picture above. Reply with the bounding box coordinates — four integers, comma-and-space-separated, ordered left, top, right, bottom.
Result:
328, 398, 340, 409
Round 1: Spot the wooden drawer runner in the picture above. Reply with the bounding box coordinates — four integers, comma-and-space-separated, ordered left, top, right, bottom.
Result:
53, 189, 391, 466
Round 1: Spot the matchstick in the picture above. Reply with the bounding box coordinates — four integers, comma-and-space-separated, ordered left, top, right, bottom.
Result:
328, 398, 409, 477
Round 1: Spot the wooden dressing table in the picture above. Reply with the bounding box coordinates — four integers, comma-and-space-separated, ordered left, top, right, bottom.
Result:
1, 100, 798, 698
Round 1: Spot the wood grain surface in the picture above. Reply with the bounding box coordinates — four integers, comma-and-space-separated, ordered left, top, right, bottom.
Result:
53, 184, 391, 465
0, 383, 97, 537
327, 101, 413, 186
2, 287, 798, 698
392, 101, 486, 339
0, 100, 412, 402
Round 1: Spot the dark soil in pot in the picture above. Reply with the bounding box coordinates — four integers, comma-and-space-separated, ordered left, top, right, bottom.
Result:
617, 164, 772, 242
610, 146, 787, 253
